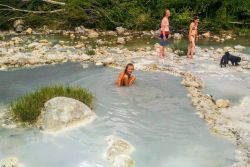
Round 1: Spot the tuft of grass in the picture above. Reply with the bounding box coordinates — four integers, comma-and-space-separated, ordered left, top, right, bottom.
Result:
85, 49, 96, 55
11, 85, 94, 123
171, 43, 188, 56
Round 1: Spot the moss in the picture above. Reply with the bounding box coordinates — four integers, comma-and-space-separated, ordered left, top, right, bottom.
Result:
11, 85, 94, 123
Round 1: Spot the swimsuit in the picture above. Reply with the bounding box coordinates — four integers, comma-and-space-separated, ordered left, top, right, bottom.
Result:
159, 31, 169, 46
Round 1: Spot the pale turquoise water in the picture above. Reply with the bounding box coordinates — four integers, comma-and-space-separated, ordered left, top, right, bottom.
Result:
0, 62, 236, 167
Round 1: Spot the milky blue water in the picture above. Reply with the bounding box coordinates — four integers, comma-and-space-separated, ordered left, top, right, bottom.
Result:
0, 62, 236, 167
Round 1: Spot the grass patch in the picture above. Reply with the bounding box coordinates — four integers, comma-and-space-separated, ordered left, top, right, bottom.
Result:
171, 43, 188, 56
11, 85, 94, 123
85, 49, 96, 55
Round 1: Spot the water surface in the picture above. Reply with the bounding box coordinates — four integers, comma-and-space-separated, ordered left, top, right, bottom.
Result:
0, 62, 236, 167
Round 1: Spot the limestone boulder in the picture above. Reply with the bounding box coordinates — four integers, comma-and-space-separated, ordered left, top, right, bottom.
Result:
39, 97, 96, 133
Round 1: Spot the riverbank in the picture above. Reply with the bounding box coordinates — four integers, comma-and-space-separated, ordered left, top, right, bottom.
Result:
0, 30, 250, 166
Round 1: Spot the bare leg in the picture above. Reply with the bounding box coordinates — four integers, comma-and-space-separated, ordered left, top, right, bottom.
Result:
187, 43, 191, 58
188, 37, 195, 59
159, 46, 165, 58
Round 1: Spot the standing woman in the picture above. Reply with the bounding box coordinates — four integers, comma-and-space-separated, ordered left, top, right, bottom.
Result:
187, 16, 199, 59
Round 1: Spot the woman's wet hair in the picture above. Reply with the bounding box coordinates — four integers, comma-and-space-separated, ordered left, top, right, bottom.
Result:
124, 63, 134, 73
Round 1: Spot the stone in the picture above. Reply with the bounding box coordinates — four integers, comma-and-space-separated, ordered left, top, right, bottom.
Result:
15, 25, 24, 33
112, 155, 135, 167
223, 46, 233, 52
116, 27, 127, 35
202, 32, 211, 38
216, 99, 230, 108
225, 35, 232, 40
215, 48, 224, 54
0, 157, 25, 167
234, 45, 245, 51
39, 39, 49, 43
88, 31, 99, 38
75, 26, 85, 34
105, 136, 135, 161
13, 19, 24, 28
25, 28, 32, 34
39, 97, 96, 133
27, 42, 40, 49
173, 33, 183, 40
117, 37, 126, 44
70, 33, 75, 39
11, 37, 22, 44
102, 57, 115, 65
107, 31, 117, 36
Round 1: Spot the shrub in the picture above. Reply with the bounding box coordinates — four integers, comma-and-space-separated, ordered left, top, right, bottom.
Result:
11, 85, 94, 122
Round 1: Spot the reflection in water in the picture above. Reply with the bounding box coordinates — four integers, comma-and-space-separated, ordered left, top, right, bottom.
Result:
0, 62, 236, 167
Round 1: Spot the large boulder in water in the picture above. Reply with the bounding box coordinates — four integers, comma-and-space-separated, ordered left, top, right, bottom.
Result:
39, 97, 96, 133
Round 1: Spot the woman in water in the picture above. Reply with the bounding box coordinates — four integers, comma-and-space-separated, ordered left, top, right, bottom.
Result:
116, 63, 136, 87
187, 16, 199, 59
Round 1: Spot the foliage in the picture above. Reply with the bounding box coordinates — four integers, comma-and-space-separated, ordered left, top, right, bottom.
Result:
11, 85, 94, 122
0, 0, 249, 33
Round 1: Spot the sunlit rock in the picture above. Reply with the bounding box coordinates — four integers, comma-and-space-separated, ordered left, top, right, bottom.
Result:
75, 26, 85, 34
38, 97, 96, 133
25, 28, 32, 34
116, 27, 127, 35
216, 99, 230, 108
173, 33, 183, 40
0, 157, 25, 167
215, 48, 224, 54
225, 35, 232, 40
223, 46, 234, 52
112, 154, 135, 167
117, 37, 126, 44
88, 30, 99, 38
27, 42, 40, 49
102, 57, 116, 65
11, 37, 22, 45
234, 45, 245, 51
39, 39, 49, 43
13, 19, 24, 33
105, 135, 135, 161
202, 31, 210, 38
